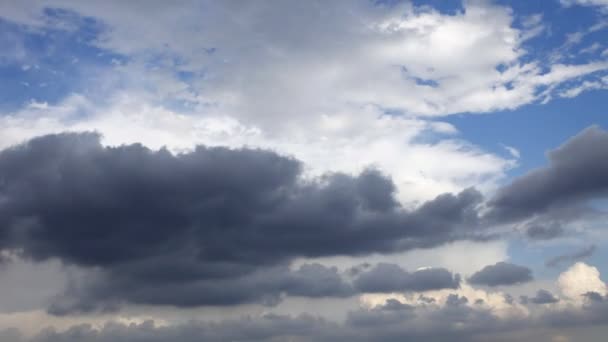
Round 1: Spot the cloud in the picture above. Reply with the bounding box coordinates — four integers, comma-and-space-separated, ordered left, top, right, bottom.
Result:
0, 2, 606, 340
283, 264, 354, 298
46, 263, 355, 316
559, 78, 608, 98
0, 302, 502, 342
0, 258, 68, 313
0, 132, 487, 313
487, 126, 608, 222
558, 262, 607, 300
561, 0, 608, 10
353, 263, 461, 293
1, 0, 606, 125
545, 245, 596, 268
525, 223, 565, 240
0, 93, 514, 205
468, 262, 533, 287
2, 263, 608, 341
6, 0, 605, 211
583, 291, 606, 303
526, 289, 560, 305
6, 291, 608, 342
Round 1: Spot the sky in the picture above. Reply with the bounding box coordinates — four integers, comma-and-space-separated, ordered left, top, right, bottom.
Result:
0, 0, 608, 341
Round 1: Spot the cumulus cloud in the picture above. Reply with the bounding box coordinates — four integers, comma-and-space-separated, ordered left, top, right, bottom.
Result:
468, 262, 533, 287
558, 262, 607, 301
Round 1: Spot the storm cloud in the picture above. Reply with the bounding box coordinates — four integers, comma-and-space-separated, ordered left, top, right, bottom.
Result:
468, 262, 533, 287
353, 263, 461, 293
0, 132, 484, 312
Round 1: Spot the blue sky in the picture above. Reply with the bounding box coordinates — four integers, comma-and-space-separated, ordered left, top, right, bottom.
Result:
1, 1, 608, 341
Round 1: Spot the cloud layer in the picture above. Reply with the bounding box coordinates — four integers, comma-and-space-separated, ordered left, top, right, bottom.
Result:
0, 132, 482, 313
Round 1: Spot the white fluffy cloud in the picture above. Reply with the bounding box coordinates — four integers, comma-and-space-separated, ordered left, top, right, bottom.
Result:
2, 0, 606, 124
558, 262, 607, 301
360, 261, 608, 325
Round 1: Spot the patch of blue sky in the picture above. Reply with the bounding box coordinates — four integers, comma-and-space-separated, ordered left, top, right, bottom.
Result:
410, 0, 464, 15
507, 238, 556, 278
506, 237, 601, 280
400, 66, 440, 88
373, 0, 464, 15
412, 77, 439, 88
0, 10, 127, 112
500, 0, 606, 65
161, 99, 200, 114
443, 89, 608, 180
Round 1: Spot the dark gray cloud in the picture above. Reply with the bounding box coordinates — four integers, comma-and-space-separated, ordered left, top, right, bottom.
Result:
345, 263, 372, 277
44, 298, 485, 342
525, 289, 559, 304
583, 292, 606, 303
445, 293, 469, 306
353, 263, 461, 293
47, 263, 355, 315
468, 262, 533, 287
283, 264, 354, 298
525, 223, 564, 240
487, 126, 608, 222
0, 132, 485, 313
545, 245, 596, 268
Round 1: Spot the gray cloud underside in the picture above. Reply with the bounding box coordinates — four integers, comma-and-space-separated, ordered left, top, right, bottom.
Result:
521, 289, 560, 305
525, 223, 565, 240
353, 262, 461, 293
0, 132, 475, 313
488, 126, 608, 222
5, 295, 608, 342
468, 262, 533, 287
